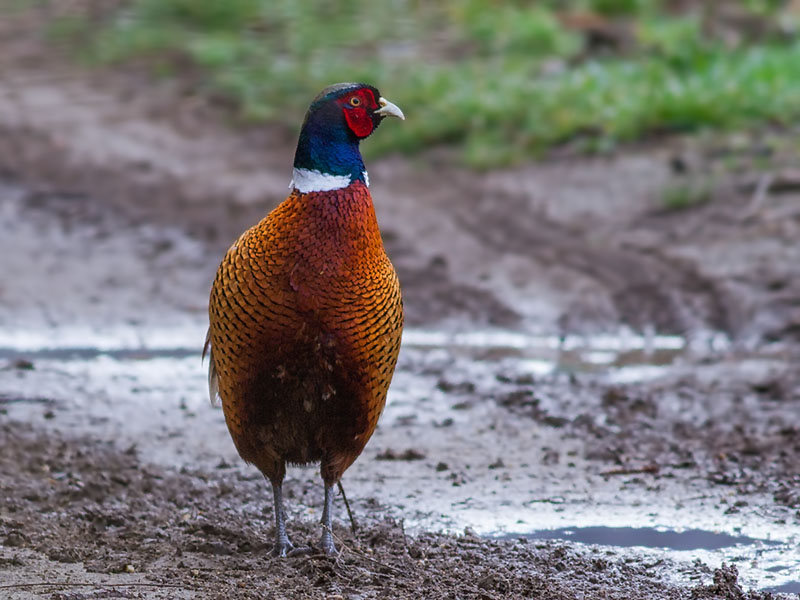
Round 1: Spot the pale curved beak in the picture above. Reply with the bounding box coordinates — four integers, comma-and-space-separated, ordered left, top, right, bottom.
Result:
375, 97, 405, 120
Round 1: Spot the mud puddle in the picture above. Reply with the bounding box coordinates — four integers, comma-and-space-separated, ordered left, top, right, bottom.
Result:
505, 526, 778, 551
500, 526, 799, 594
771, 581, 800, 594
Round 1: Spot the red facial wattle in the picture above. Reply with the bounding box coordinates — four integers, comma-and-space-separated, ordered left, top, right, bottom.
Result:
340, 89, 379, 138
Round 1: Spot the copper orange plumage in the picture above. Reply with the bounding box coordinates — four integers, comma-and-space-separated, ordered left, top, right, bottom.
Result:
205, 83, 404, 556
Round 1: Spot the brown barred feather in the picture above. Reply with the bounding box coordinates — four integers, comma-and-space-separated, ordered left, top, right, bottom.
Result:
206, 181, 403, 485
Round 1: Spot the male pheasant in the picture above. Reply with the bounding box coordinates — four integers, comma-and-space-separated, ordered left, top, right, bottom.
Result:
205, 83, 404, 556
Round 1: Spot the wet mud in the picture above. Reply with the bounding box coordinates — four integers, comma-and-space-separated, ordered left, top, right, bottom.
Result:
2, 17, 800, 599
0, 420, 783, 600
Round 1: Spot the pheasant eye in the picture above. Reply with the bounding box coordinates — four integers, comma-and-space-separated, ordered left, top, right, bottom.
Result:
349, 97, 361, 107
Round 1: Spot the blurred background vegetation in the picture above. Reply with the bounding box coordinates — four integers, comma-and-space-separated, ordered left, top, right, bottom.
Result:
48, 0, 800, 167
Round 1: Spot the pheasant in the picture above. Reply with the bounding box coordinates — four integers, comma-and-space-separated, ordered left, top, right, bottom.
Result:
205, 83, 405, 557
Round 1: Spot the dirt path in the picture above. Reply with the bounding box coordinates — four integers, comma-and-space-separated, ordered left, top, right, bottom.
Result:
1, 9, 800, 599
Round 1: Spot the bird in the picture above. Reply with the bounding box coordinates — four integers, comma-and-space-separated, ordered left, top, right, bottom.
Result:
205, 83, 405, 557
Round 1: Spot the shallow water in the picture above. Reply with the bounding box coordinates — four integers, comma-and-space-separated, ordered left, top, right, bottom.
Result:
0, 324, 693, 382
501, 526, 778, 551
493, 524, 800, 592
770, 581, 800, 594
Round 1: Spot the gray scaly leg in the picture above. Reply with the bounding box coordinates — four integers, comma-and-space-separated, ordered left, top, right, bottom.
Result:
320, 482, 337, 555
269, 478, 295, 557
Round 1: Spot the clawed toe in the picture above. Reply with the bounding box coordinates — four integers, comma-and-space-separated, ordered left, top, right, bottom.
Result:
270, 539, 313, 558
270, 540, 295, 558
287, 545, 313, 557
320, 541, 337, 556
320, 530, 337, 556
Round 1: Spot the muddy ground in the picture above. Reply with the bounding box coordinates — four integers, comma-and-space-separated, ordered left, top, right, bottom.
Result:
2, 9, 800, 599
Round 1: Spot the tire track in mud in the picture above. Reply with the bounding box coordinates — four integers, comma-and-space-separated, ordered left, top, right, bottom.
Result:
451, 184, 741, 337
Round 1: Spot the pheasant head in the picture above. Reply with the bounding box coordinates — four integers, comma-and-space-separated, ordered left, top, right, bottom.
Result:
292, 83, 404, 193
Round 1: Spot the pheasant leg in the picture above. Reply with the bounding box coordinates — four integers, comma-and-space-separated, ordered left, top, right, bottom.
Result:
320, 482, 337, 555
268, 478, 311, 557
269, 479, 295, 557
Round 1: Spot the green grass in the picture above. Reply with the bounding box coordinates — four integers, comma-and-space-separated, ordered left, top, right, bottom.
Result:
59, 0, 800, 167
661, 178, 713, 211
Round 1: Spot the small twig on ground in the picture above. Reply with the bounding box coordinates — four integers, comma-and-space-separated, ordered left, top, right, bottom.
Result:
601, 464, 660, 476
0, 582, 195, 591
337, 480, 358, 534
524, 496, 566, 505
327, 528, 403, 576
